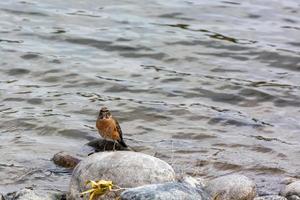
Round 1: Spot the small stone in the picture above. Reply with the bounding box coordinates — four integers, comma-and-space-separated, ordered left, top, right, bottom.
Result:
280, 180, 300, 200
52, 151, 81, 169
69, 151, 175, 200
120, 176, 211, 200
254, 195, 287, 200
205, 174, 256, 200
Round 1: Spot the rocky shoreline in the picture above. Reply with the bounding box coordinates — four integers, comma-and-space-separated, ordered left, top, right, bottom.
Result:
2, 139, 299, 200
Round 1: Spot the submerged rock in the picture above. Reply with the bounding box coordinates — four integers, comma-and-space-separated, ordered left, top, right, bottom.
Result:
52, 151, 81, 169
280, 180, 300, 200
120, 176, 212, 200
69, 151, 175, 200
254, 195, 287, 200
5, 188, 63, 200
205, 174, 256, 200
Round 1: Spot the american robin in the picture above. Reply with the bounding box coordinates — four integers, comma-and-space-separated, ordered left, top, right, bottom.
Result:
96, 107, 127, 150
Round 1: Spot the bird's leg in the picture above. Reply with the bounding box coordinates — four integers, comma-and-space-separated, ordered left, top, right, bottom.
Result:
103, 140, 107, 151
113, 141, 116, 151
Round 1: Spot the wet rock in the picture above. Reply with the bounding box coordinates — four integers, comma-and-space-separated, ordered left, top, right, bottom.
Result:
280, 180, 300, 200
5, 188, 63, 200
69, 151, 175, 200
120, 176, 212, 200
52, 151, 81, 169
86, 139, 131, 152
205, 174, 256, 200
254, 195, 287, 200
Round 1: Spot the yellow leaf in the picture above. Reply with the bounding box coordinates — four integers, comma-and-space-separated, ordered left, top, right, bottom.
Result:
80, 188, 95, 195
80, 180, 115, 200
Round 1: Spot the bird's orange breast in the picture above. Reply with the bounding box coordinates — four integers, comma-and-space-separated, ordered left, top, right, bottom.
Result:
96, 118, 120, 141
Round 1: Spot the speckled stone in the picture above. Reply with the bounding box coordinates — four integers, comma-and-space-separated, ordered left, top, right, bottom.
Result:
205, 174, 256, 200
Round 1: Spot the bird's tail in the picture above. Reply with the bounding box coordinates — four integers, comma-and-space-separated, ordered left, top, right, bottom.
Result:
118, 139, 128, 148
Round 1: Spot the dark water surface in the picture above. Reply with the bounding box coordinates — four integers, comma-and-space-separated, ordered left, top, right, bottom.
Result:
0, 0, 300, 195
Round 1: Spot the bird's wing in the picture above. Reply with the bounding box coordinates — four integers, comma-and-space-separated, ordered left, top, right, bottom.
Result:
114, 118, 124, 141
114, 118, 128, 148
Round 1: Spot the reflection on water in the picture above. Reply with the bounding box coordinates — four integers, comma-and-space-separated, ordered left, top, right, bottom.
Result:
0, 0, 300, 195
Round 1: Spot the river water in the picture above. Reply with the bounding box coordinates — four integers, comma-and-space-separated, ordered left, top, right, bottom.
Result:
0, 0, 300, 196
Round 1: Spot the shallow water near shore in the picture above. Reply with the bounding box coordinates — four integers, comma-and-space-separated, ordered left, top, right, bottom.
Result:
0, 0, 300, 196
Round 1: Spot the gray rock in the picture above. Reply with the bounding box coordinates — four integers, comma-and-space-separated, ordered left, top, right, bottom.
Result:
120, 176, 212, 200
254, 195, 287, 200
280, 180, 300, 200
86, 139, 130, 152
69, 151, 175, 200
205, 174, 256, 200
5, 188, 63, 200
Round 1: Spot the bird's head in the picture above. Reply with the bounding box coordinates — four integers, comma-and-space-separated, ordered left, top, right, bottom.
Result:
98, 107, 112, 119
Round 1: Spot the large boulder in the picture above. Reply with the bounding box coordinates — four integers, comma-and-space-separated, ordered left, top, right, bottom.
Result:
254, 195, 287, 200
205, 174, 256, 200
280, 180, 300, 200
120, 176, 212, 200
69, 151, 175, 200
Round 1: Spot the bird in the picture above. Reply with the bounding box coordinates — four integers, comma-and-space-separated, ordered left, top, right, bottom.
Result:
96, 107, 127, 150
